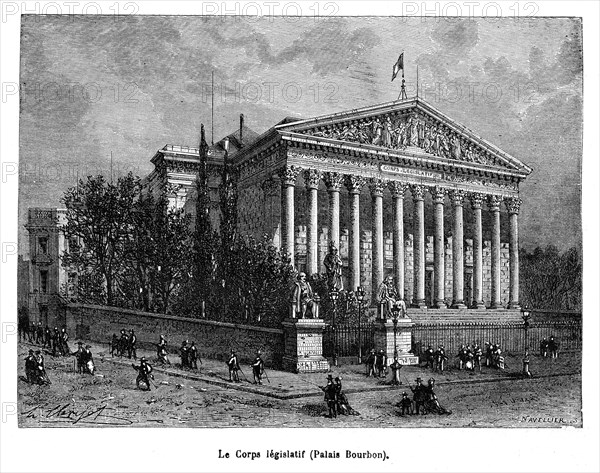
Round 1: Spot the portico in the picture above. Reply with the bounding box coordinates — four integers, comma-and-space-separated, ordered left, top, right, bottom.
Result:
234, 97, 531, 310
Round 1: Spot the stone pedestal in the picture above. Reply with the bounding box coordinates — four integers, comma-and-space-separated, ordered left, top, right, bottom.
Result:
282, 318, 330, 373
374, 318, 419, 366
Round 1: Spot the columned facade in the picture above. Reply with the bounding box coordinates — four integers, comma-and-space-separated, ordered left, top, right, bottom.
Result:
232, 97, 531, 311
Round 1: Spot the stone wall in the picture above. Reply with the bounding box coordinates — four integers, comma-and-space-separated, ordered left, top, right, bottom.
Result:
65, 304, 285, 367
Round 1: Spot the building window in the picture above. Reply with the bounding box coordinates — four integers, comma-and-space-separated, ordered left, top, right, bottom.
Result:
39, 236, 48, 254
40, 270, 48, 294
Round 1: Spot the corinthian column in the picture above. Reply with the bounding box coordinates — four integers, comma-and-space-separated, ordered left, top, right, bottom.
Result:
488, 195, 503, 309
304, 169, 321, 276
411, 184, 426, 308
389, 181, 408, 300
346, 175, 366, 292
450, 190, 466, 309
470, 193, 486, 308
431, 186, 447, 308
505, 196, 522, 309
323, 172, 344, 250
369, 178, 386, 304
280, 165, 300, 267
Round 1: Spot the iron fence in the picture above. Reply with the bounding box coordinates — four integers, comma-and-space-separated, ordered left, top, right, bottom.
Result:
323, 322, 376, 359
411, 321, 582, 357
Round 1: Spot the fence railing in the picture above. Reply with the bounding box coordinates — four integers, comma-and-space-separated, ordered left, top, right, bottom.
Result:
323, 321, 582, 359
411, 321, 582, 356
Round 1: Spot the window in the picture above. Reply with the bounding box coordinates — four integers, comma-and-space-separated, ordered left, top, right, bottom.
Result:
39, 237, 48, 254
40, 270, 48, 293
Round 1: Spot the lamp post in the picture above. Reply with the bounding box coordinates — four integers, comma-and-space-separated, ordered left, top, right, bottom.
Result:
330, 288, 339, 367
391, 303, 401, 359
521, 306, 531, 352
356, 286, 365, 364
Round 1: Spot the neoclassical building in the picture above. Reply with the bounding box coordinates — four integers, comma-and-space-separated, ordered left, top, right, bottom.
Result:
150, 97, 531, 310
25, 97, 531, 324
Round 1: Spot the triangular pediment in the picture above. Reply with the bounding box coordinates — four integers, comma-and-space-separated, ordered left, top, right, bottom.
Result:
275, 98, 531, 176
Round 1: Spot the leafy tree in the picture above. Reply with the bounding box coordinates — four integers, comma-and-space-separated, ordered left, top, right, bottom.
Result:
62, 173, 140, 305
520, 245, 582, 311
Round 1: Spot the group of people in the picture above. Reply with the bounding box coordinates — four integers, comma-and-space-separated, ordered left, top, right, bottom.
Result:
24, 349, 50, 385
72, 342, 95, 375
403, 377, 451, 415
365, 349, 388, 378
456, 343, 484, 371
110, 329, 137, 359
179, 340, 201, 369
227, 349, 266, 385
22, 323, 71, 358
540, 336, 560, 358
321, 374, 359, 418
421, 345, 449, 372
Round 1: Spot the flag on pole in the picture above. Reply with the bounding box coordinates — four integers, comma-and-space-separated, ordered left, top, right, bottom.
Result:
391, 52, 404, 82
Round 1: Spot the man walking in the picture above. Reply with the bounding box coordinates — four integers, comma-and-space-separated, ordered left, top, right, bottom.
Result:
322, 374, 338, 418
127, 329, 137, 360
228, 350, 240, 382
252, 350, 264, 385
133, 357, 153, 391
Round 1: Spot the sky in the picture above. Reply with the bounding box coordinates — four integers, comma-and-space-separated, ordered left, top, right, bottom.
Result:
18, 15, 582, 254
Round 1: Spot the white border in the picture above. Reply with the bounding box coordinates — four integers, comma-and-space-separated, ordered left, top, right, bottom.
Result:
1, 2, 598, 472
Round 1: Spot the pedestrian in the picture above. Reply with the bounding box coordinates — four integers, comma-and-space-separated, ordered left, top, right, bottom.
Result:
485, 341, 493, 366
473, 343, 483, 372
410, 377, 427, 415
389, 355, 402, 385
133, 357, 153, 391
322, 374, 338, 418
227, 349, 240, 382
375, 349, 387, 378
188, 342, 199, 369
82, 345, 95, 374
72, 341, 84, 373
252, 350, 264, 385
423, 345, 435, 370
51, 327, 60, 356
60, 327, 70, 356
119, 329, 129, 357
365, 349, 376, 377
540, 338, 548, 358
128, 329, 137, 360
157, 335, 169, 365
24, 349, 37, 383
456, 344, 468, 370
110, 334, 119, 357
36, 322, 44, 345
35, 350, 50, 385
548, 336, 559, 359
334, 376, 359, 416
434, 345, 448, 373
522, 350, 532, 378
424, 378, 451, 415
180, 340, 189, 369
398, 392, 413, 416
43, 325, 52, 349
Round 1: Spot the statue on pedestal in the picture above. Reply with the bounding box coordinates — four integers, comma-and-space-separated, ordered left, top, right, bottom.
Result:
323, 243, 343, 292
377, 275, 406, 320
291, 272, 318, 319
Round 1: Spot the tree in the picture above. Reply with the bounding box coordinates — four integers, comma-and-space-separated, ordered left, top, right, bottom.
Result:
62, 173, 140, 305
520, 245, 582, 311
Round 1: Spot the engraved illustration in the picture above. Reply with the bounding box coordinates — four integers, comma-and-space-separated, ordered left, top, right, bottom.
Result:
17, 15, 582, 429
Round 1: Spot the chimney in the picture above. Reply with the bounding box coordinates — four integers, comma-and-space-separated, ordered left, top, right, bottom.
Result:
239, 113, 244, 147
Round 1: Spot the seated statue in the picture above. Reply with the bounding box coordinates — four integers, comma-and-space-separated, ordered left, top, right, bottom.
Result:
377, 275, 406, 320
291, 272, 318, 319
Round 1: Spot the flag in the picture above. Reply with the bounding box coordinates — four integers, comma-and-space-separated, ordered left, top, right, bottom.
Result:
391, 53, 404, 82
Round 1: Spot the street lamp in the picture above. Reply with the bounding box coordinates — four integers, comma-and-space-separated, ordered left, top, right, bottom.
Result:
521, 305, 531, 352
391, 303, 401, 359
356, 286, 365, 364
329, 288, 339, 367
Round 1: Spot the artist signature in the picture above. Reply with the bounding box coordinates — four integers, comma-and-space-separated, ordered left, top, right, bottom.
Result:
21, 402, 134, 426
